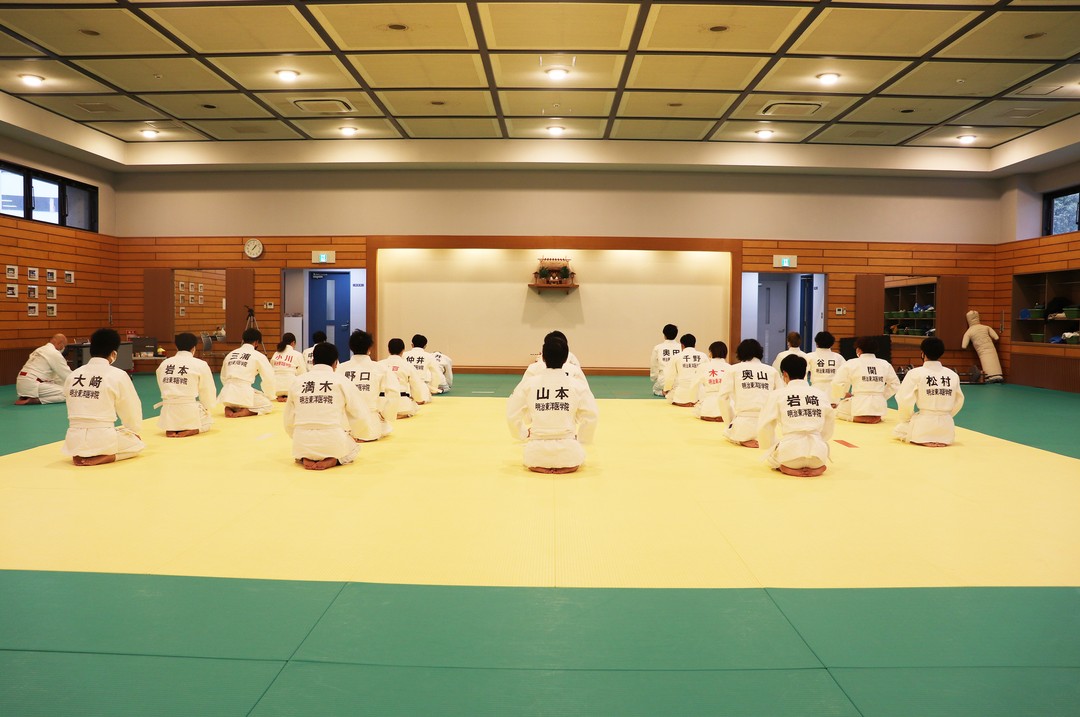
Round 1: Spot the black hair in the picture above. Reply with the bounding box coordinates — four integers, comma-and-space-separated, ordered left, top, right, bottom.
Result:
542, 337, 569, 369
388, 338, 405, 355
174, 332, 198, 352
921, 336, 945, 361
708, 341, 728, 359
663, 324, 678, 340
786, 331, 801, 348
815, 331, 835, 349
312, 341, 338, 366
780, 354, 808, 380
547, 330, 567, 343
412, 334, 428, 348
312, 331, 327, 343
680, 333, 696, 349
276, 332, 296, 353
735, 339, 764, 362
90, 328, 121, 358
855, 336, 877, 353
349, 330, 373, 356
242, 328, 262, 345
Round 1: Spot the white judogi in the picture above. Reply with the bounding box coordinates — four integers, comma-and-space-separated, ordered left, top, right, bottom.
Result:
62, 357, 144, 460
302, 345, 315, 367
219, 343, 276, 414
507, 367, 599, 470
270, 346, 308, 397
155, 350, 216, 433
771, 348, 807, 374
525, 358, 588, 385
664, 347, 707, 405
758, 379, 835, 470
381, 354, 425, 418
432, 351, 453, 392
719, 358, 780, 443
284, 365, 365, 464
806, 348, 846, 399
403, 347, 444, 400
650, 340, 681, 396
893, 361, 965, 445
832, 352, 900, 421
693, 358, 731, 420
337, 355, 397, 441
17, 341, 71, 403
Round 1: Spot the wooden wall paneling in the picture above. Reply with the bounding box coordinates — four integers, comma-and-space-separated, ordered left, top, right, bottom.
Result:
142, 268, 173, 343
935, 275, 969, 349
225, 268, 255, 344
855, 274, 885, 337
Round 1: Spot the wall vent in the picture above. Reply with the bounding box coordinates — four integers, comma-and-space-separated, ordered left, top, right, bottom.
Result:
761, 101, 823, 117
1015, 84, 1063, 97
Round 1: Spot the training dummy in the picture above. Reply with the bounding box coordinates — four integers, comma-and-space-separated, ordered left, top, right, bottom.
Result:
62, 328, 144, 466
270, 332, 308, 402
15, 333, 70, 404
649, 324, 681, 397
219, 328, 276, 417
693, 341, 731, 422
663, 333, 707, 406
337, 329, 397, 442
284, 342, 366, 471
718, 339, 780, 448
894, 337, 965, 447
155, 332, 217, 437
758, 354, 835, 477
507, 336, 599, 474
832, 336, 900, 424
961, 310, 1003, 383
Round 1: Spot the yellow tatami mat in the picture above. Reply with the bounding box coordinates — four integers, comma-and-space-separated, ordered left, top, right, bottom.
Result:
1, 397, 1078, 589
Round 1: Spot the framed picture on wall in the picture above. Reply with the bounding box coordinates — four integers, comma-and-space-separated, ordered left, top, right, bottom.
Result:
27, 267, 38, 281
27, 303, 38, 317
198, 283, 204, 293
46, 269, 57, 282
7, 265, 18, 280
178, 294, 185, 304
189, 294, 195, 305
26, 285, 38, 300
46, 286, 57, 300
198, 295, 204, 305
5, 284, 16, 298
178, 307, 186, 317
179, 281, 186, 292
46, 304, 57, 317
64, 271, 75, 284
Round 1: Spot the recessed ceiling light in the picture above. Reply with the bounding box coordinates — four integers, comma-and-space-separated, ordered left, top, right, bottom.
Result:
79, 29, 100, 37
547, 125, 565, 136
755, 129, 774, 139
709, 25, 729, 33
19, 74, 44, 87
339, 127, 358, 137
816, 73, 840, 86
1023, 32, 1046, 40
667, 102, 683, 108
140, 129, 159, 138
201, 104, 218, 110
957, 134, 977, 144
276, 69, 300, 82
387, 23, 408, 31
545, 67, 569, 80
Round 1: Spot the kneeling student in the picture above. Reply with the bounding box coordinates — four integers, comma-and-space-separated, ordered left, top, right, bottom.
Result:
156, 332, 217, 437
758, 354, 835, 477
284, 342, 366, 471
832, 336, 900, 424
893, 337, 965, 447
219, 328, 276, 417
337, 330, 396, 442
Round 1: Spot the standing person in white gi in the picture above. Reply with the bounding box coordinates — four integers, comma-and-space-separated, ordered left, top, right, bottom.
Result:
155, 332, 216, 437
62, 328, 144, 466
832, 336, 900, 423
806, 331, 846, 405
719, 339, 780, 448
507, 336, 599, 474
284, 342, 366, 471
337, 330, 396, 442
15, 333, 70, 404
771, 332, 807, 373
270, 332, 307, 402
693, 341, 730, 422
403, 334, 444, 400
758, 354, 836, 477
664, 334, 707, 407
219, 328, 276, 417
382, 337, 425, 418
894, 337, 965, 447
649, 324, 681, 397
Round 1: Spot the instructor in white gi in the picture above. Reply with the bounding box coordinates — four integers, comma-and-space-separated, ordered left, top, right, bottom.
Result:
284, 342, 366, 470
16, 333, 71, 404
155, 332, 217, 437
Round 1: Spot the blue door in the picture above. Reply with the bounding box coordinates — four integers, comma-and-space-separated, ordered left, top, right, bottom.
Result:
308, 271, 351, 361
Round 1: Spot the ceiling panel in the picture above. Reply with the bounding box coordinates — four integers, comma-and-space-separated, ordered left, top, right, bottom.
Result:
184, 119, 304, 141
350, 53, 488, 89
208, 55, 358, 92
638, 4, 810, 53
950, 99, 1080, 127
882, 60, 1051, 97
74, 57, 234, 93
790, 8, 979, 57
86, 120, 207, 142
0, 59, 111, 94
0, 8, 181, 55
710, 121, 824, 143
936, 11, 1080, 60
627, 55, 768, 91
143, 6, 328, 54
499, 90, 614, 117
610, 118, 712, 141
506, 117, 606, 139
397, 117, 502, 138
491, 54, 624, 89
478, 2, 637, 51
22, 94, 166, 122
844, 97, 981, 125
254, 91, 381, 119
0, 31, 43, 56
1008, 65, 1080, 99
309, 3, 477, 51
730, 94, 860, 122
907, 125, 1034, 148
288, 118, 401, 140
376, 90, 495, 116
810, 123, 931, 146
755, 58, 912, 94
617, 91, 738, 119
140, 92, 272, 120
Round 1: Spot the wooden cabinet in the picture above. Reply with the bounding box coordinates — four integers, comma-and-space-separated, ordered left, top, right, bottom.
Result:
856, 275, 967, 348
1011, 269, 1080, 344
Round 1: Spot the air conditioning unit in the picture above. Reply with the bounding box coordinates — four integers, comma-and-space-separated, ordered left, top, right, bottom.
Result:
293, 99, 353, 113
761, 101, 823, 117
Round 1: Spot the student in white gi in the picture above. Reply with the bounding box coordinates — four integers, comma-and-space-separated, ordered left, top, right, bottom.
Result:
806, 331, 846, 405
894, 337, 965, 447
382, 337, 425, 418
664, 333, 707, 407
270, 332, 307, 402
771, 332, 807, 373
16, 333, 70, 405
649, 324, 681, 397
533, 330, 581, 367
693, 341, 730, 422
507, 336, 599, 474
284, 342, 366, 471
403, 334, 444, 401
219, 328, 276, 418
62, 328, 144, 466
524, 331, 589, 385
832, 336, 900, 424
431, 347, 453, 393
758, 354, 835, 477
155, 332, 217, 438
302, 331, 326, 368
337, 330, 396, 442
719, 339, 780, 448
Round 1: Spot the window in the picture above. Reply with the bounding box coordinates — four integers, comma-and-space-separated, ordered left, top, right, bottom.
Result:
0, 160, 97, 231
1044, 184, 1079, 236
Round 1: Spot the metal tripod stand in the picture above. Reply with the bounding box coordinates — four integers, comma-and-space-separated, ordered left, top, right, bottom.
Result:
244, 305, 259, 332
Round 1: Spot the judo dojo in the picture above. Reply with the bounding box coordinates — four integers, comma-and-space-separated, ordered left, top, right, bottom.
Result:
1, 2, 1079, 715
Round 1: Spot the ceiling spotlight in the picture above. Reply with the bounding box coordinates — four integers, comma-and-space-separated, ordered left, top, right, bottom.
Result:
387, 23, 409, 31
276, 69, 300, 82
140, 129, 159, 138
709, 25, 729, 33
339, 127, 358, 137
547, 125, 565, 136
957, 134, 977, 144
19, 74, 44, 87
545, 67, 569, 80
755, 129, 774, 139
817, 73, 840, 86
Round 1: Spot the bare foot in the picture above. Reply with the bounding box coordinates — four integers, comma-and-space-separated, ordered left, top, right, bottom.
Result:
276, 396, 288, 403
14, 397, 41, 405
166, 429, 200, 438
740, 439, 759, 448
529, 466, 579, 474
224, 406, 256, 418
914, 441, 948, 448
672, 402, 695, 408
302, 457, 340, 470
73, 454, 116, 466
700, 416, 724, 422
854, 416, 882, 424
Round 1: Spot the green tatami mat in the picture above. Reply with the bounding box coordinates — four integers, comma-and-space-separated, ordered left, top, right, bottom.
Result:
768, 587, 1080, 667
0, 570, 343, 660
831, 667, 1080, 717
0, 651, 283, 717
953, 384, 1080, 459
251, 662, 862, 717
294, 584, 820, 670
